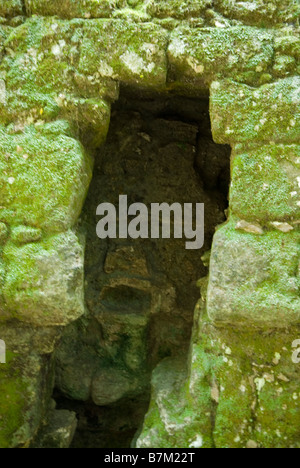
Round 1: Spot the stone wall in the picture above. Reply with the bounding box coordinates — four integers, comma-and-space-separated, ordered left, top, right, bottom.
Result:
0, 0, 299, 448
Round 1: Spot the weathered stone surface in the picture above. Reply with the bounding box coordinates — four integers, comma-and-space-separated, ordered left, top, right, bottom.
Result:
22, 0, 300, 28
11, 226, 42, 244
0, 126, 92, 232
0, 18, 113, 149
91, 368, 140, 406
146, 0, 211, 19
230, 145, 300, 222
137, 310, 300, 448
34, 409, 77, 448
0, 351, 55, 448
168, 27, 274, 90
0, 0, 23, 18
0, 27, 8, 62
214, 0, 300, 27
0, 222, 8, 243
206, 221, 300, 327
25, 0, 127, 19
1, 231, 85, 326
78, 19, 168, 88
0, 0, 299, 450
210, 78, 300, 145
0, 323, 62, 354
136, 356, 209, 448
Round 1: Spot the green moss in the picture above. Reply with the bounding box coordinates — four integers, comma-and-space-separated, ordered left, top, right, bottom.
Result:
0, 125, 93, 232
0, 0, 23, 18
168, 27, 274, 90
214, 0, 300, 28
1, 231, 85, 326
11, 226, 42, 244
210, 78, 300, 145
0, 352, 28, 448
78, 19, 168, 89
207, 219, 300, 327
0, 222, 8, 243
138, 312, 300, 448
146, 0, 210, 20
25, 0, 127, 19
274, 55, 297, 77
230, 145, 300, 221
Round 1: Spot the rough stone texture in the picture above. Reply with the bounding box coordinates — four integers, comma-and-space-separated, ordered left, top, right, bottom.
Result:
0, 127, 93, 231
0, 0, 299, 450
25, 0, 127, 19
137, 307, 300, 449
206, 220, 300, 327
33, 409, 77, 448
230, 145, 300, 222
1, 231, 85, 326
168, 27, 275, 91
214, 0, 300, 27
0, 0, 23, 18
210, 78, 300, 145
18, 1, 300, 28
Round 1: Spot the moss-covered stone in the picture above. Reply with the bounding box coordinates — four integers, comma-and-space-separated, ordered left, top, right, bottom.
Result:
25, 0, 127, 18
1, 231, 85, 326
168, 27, 274, 91
136, 355, 214, 448
210, 78, 300, 145
11, 226, 42, 244
214, 0, 300, 27
0, 222, 8, 243
146, 0, 211, 20
274, 32, 300, 60
0, 350, 54, 448
137, 309, 300, 448
0, 18, 165, 142
206, 220, 300, 328
0, 0, 23, 18
0, 125, 92, 232
0, 18, 113, 149
78, 19, 168, 88
230, 145, 300, 222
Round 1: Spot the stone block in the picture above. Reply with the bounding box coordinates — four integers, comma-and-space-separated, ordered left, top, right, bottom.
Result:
210, 78, 300, 145
206, 221, 300, 327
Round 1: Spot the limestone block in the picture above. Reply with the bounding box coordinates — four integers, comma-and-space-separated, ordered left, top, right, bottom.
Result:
91, 368, 140, 406
0, 18, 113, 147
1, 231, 85, 326
136, 356, 210, 448
210, 78, 300, 145
137, 316, 300, 448
146, 0, 210, 19
78, 20, 168, 89
230, 145, 300, 222
0, 126, 92, 232
0, 352, 55, 448
206, 221, 300, 327
168, 27, 274, 89
25, 0, 127, 18
34, 410, 77, 448
214, 0, 300, 27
